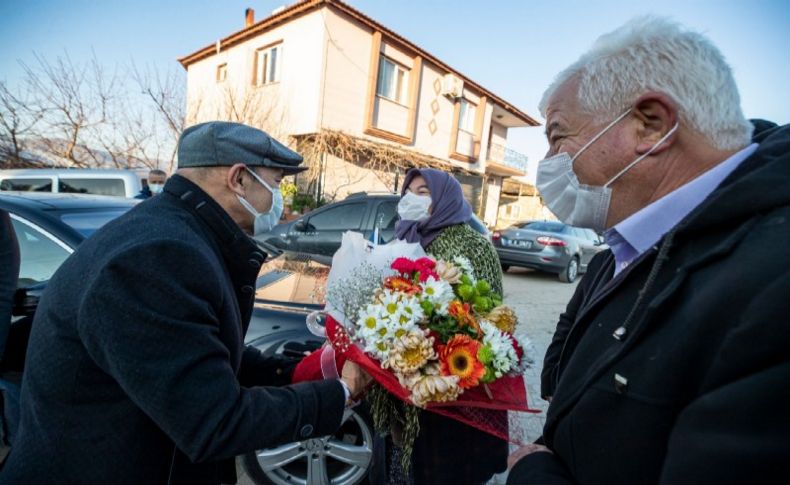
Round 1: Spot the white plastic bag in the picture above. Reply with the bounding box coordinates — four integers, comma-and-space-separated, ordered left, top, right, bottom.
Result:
323, 231, 426, 327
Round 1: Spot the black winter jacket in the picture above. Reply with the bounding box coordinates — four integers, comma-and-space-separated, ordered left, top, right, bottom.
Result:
0, 175, 346, 484
512, 123, 790, 484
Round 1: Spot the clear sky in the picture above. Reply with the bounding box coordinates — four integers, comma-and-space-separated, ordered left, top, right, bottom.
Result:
2, 0, 788, 181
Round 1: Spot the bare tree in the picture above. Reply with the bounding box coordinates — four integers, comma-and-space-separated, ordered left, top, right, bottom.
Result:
20, 52, 120, 167
0, 81, 43, 166
216, 84, 288, 140
131, 63, 189, 172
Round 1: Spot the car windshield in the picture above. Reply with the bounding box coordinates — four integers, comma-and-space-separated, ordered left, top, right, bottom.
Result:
255, 252, 330, 306
59, 209, 131, 237
520, 221, 565, 233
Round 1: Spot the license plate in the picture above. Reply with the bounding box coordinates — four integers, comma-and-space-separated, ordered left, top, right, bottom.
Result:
504, 239, 532, 249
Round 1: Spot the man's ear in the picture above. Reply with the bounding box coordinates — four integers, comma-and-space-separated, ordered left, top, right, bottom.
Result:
632, 92, 678, 155
226, 163, 248, 197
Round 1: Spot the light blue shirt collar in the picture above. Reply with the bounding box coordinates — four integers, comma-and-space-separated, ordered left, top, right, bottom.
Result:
605, 143, 758, 275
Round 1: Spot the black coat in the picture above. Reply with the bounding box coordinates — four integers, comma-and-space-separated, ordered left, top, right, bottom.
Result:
510, 123, 790, 484
0, 175, 346, 484
0, 210, 20, 359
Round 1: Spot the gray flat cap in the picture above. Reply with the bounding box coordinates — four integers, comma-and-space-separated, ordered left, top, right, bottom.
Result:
177, 121, 306, 174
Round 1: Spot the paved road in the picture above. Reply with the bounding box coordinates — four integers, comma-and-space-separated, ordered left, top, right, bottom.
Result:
238, 267, 580, 485
482, 267, 579, 484
502, 267, 580, 443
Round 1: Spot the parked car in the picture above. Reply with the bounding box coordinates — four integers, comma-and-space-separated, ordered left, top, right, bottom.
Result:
0, 169, 144, 198
263, 191, 489, 256
492, 220, 606, 283
0, 191, 373, 485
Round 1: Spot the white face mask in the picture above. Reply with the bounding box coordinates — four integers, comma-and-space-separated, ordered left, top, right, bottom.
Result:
148, 183, 164, 195
536, 110, 679, 232
398, 192, 432, 221
236, 167, 284, 237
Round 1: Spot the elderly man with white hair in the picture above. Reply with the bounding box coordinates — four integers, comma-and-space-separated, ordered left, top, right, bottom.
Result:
506, 16, 789, 485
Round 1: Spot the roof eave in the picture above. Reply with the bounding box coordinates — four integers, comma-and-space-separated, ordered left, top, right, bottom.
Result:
177, 0, 539, 126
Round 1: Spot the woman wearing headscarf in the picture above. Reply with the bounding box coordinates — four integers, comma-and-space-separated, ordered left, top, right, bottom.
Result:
372, 168, 507, 484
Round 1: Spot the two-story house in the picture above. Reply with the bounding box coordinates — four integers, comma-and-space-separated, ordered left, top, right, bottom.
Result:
178, 0, 538, 227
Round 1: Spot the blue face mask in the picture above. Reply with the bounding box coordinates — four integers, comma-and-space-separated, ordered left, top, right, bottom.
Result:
236, 167, 283, 237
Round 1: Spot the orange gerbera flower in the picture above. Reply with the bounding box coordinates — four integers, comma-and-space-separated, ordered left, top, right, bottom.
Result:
447, 300, 481, 337
439, 335, 485, 389
384, 275, 421, 295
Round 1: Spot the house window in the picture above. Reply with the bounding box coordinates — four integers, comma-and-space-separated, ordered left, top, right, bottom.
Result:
255, 44, 281, 86
216, 63, 227, 82
376, 57, 408, 104
458, 99, 477, 133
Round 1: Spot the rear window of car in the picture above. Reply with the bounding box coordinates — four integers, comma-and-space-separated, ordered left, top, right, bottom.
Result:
59, 178, 126, 197
307, 203, 366, 231
59, 209, 131, 237
520, 221, 565, 233
1, 178, 53, 192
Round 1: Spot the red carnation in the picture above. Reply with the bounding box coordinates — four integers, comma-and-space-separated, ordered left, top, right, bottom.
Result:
391, 257, 417, 275
414, 257, 437, 271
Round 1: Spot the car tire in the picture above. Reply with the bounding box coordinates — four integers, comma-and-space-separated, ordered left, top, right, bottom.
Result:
559, 257, 579, 283
242, 406, 374, 485
501, 264, 511, 272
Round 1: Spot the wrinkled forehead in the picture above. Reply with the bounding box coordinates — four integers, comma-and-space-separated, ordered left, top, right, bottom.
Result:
544, 79, 585, 136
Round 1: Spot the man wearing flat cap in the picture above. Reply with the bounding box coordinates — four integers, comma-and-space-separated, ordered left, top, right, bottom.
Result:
0, 122, 371, 484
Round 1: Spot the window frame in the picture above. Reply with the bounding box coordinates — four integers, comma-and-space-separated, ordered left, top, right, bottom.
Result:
457, 99, 477, 134
216, 63, 228, 83
253, 43, 282, 86
376, 56, 409, 105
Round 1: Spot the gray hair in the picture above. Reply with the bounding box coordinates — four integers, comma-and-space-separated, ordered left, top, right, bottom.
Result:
539, 16, 752, 150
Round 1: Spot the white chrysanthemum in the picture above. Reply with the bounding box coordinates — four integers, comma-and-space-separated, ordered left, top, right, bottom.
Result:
355, 303, 393, 350
364, 338, 391, 361
400, 294, 425, 321
452, 256, 476, 281
355, 304, 384, 335
379, 290, 402, 317
383, 295, 422, 338
480, 320, 519, 376
421, 277, 454, 306
385, 317, 420, 340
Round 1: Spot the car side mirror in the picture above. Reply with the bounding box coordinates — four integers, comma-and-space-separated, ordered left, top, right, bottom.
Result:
293, 220, 307, 232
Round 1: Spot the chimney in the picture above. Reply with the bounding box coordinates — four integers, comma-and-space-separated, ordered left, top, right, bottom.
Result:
245, 8, 255, 28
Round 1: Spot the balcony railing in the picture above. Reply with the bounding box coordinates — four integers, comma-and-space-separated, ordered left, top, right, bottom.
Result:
488, 142, 528, 173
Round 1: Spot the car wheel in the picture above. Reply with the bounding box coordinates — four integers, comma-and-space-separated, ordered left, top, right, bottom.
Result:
501, 264, 511, 272
242, 408, 373, 485
559, 257, 579, 283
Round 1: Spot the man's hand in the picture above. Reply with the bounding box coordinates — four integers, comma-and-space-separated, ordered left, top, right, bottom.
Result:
340, 360, 372, 400
507, 444, 553, 470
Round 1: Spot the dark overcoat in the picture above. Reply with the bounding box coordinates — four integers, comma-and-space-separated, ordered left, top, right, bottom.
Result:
0, 175, 345, 484
511, 123, 790, 484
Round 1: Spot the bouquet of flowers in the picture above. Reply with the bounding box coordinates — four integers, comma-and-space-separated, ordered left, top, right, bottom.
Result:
349, 255, 526, 407
293, 233, 538, 469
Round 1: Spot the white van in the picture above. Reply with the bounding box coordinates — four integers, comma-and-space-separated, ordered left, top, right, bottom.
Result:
0, 169, 144, 198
